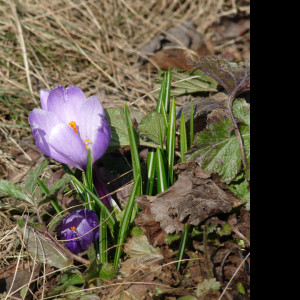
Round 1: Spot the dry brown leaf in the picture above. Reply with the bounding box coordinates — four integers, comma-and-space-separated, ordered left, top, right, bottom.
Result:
136, 161, 241, 246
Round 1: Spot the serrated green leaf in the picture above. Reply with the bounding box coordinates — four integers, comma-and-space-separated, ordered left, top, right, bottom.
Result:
24, 160, 48, 195
49, 177, 71, 195
187, 99, 250, 183
138, 111, 165, 145
0, 180, 34, 205
155, 68, 218, 97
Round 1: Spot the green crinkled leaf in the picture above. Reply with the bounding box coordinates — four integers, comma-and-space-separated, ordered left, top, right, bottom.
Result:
187, 99, 250, 183
49, 176, 71, 195
138, 111, 165, 145
155, 68, 218, 97
0, 180, 34, 205
23, 226, 72, 268
229, 176, 250, 209
105, 107, 159, 151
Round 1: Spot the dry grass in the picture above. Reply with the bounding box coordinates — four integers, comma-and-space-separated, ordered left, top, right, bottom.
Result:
0, 0, 249, 298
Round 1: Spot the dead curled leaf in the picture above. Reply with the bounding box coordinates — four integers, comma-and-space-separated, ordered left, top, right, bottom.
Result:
135, 161, 241, 246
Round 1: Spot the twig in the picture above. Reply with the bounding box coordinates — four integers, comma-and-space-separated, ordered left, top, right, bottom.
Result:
218, 252, 250, 300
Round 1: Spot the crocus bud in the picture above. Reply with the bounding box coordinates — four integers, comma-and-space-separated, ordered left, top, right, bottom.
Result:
57, 209, 99, 254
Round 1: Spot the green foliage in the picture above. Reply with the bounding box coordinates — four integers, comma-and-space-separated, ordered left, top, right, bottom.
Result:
24, 159, 48, 194
99, 262, 116, 279
105, 107, 159, 151
114, 174, 141, 268
155, 68, 218, 97
138, 111, 165, 145
47, 268, 84, 297
187, 99, 250, 183
237, 282, 246, 294
0, 180, 34, 205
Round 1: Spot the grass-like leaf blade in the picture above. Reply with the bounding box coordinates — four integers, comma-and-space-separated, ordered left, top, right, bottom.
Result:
114, 174, 141, 268
156, 148, 167, 193
166, 97, 176, 185
180, 112, 187, 162
125, 103, 142, 195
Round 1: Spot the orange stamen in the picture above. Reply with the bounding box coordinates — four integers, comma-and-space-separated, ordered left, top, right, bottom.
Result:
70, 226, 76, 230
69, 121, 78, 134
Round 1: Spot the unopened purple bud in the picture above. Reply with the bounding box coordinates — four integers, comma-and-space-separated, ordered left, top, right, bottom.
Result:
57, 209, 99, 254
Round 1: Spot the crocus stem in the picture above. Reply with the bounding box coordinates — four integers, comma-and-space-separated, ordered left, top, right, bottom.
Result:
92, 166, 113, 211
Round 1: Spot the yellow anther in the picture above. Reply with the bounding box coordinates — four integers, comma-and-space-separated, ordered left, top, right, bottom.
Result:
69, 121, 78, 134
83, 139, 93, 149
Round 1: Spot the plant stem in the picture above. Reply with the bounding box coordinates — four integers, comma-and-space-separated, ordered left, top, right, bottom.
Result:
228, 94, 249, 170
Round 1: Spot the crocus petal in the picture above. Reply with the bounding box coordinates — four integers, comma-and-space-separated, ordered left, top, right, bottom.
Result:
61, 229, 81, 254
86, 95, 105, 116
29, 109, 73, 163
77, 97, 111, 163
49, 123, 88, 170
47, 85, 87, 124
77, 96, 106, 142
76, 219, 95, 251
91, 116, 111, 164
77, 209, 99, 240
40, 90, 50, 110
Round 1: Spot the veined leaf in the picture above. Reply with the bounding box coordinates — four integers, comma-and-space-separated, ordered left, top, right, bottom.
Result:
138, 111, 165, 145
105, 107, 159, 151
0, 180, 34, 205
23, 226, 71, 268
188, 55, 250, 97
187, 99, 250, 183
155, 68, 218, 97
24, 160, 48, 195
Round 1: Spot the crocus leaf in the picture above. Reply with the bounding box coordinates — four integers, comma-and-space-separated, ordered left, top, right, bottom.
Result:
187, 99, 250, 183
188, 55, 250, 97
154, 68, 218, 97
0, 180, 34, 205
23, 226, 72, 268
138, 111, 165, 145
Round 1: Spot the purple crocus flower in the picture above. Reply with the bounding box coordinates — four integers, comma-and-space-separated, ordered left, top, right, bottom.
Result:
57, 209, 99, 254
29, 85, 111, 171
